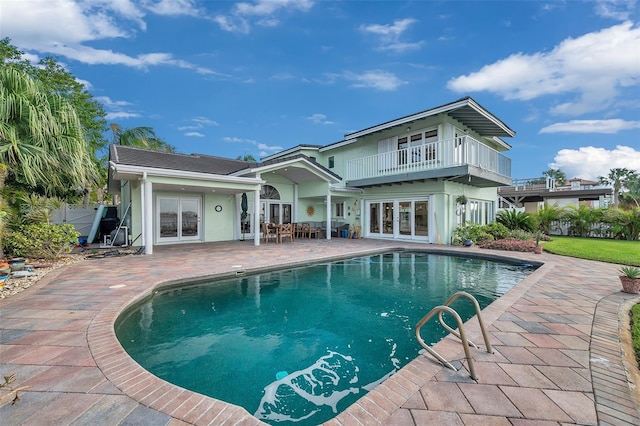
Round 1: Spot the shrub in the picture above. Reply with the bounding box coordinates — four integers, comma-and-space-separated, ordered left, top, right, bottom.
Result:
508, 228, 535, 241
4, 223, 79, 260
496, 209, 537, 232
536, 203, 563, 234
453, 222, 491, 244
483, 222, 510, 240
477, 238, 537, 252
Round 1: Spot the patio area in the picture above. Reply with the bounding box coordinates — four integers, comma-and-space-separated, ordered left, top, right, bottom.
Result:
1, 238, 639, 425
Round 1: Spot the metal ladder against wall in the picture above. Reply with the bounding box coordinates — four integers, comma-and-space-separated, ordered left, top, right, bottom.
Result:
415, 291, 493, 381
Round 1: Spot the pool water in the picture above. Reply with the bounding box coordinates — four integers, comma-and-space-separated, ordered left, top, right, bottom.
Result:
116, 251, 536, 425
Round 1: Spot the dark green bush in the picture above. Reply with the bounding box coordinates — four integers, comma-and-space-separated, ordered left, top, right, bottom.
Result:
496, 209, 537, 232
483, 222, 511, 240
4, 223, 79, 260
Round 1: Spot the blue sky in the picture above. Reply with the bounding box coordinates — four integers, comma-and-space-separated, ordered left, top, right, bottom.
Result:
3, 0, 640, 181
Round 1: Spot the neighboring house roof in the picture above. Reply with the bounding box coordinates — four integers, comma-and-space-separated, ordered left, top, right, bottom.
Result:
110, 144, 254, 175
567, 178, 599, 185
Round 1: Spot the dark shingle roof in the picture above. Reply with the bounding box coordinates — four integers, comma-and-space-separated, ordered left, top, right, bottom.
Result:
110, 145, 255, 175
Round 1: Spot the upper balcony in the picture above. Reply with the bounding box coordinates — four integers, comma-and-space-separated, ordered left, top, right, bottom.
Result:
345, 135, 512, 188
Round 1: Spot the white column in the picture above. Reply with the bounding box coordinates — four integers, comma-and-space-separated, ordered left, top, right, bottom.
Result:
144, 180, 153, 255
253, 187, 261, 246
293, 184, 299, 222
140, 178, 146, 248
325, 192, 331, 240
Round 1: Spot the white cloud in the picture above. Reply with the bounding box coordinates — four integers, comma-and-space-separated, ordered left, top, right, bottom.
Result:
306, 113, 334, 125
192, 116, 219, 126
95, 96, 132, 108
105, 111, 141, 120
143, 0, 201, 16
550, 145, 640, 180
593, 0, 637, 20
178, 116, 219, 132
359, 18, 423, 53
215, 0, 314, 33
345, 70, 407, 91
447, 22, 640, 115
540, 119, 640, 134
98, 96, 139, 120
223, 136, 282, 152
1, 0, 217, 74
185, 132, 205, 137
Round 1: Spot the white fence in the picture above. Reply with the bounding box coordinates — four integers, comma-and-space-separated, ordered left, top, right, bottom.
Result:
51, 204, 103, 237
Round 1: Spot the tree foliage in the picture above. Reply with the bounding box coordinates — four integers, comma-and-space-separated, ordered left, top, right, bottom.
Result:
599, 167, 639, 208
543, 168, 566, 186
1, 38, 108, 161
110, 123, 176, 153
0, 67, 99, 197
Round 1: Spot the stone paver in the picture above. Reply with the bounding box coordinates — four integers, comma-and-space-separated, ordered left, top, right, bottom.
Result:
1, 239, 639, 425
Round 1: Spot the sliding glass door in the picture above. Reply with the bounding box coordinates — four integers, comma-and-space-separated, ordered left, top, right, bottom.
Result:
157, 197, 201, 243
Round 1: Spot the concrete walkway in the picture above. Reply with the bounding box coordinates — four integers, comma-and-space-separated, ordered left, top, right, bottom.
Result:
0, 239, 639, 425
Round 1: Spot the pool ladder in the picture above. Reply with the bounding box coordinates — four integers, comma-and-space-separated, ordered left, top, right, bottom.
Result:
415, 291, 493, 380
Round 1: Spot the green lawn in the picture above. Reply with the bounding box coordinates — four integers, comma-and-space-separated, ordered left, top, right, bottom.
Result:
542, 236, 640, 266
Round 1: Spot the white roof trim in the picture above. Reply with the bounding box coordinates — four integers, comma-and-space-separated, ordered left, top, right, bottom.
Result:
110, 162, 264, 185
319, 139, 357, 152
344, 97, 514, 140
260, 146, 320, 162
232, 157, 340, 183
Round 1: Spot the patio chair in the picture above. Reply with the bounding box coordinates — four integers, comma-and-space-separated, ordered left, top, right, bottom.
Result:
262, 223, 277, 243
308, 225, 322, 239
298, 223, 311, 239
278, 223, 294, 243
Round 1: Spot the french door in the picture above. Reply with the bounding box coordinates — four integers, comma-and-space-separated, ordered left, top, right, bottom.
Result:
157, 197, 201, 243
367, 199, 430, 241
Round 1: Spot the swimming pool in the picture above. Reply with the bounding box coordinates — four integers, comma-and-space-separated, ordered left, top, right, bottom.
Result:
116, 251, 536, 425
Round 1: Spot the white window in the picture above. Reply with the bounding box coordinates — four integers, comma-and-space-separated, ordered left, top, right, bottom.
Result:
333, 202, 345, 218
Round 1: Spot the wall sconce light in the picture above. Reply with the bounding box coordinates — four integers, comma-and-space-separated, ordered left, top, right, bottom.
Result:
406, 126, 411, 132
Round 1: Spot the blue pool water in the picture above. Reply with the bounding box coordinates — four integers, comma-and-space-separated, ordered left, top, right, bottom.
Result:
116, 251, 536, 425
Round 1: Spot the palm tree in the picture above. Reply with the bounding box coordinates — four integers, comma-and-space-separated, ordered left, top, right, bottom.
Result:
598, 168, 639, 208
0, 67, 98, 197
110, 123, 176, 152
236, 154, 257, 162
543, 169, 566, 187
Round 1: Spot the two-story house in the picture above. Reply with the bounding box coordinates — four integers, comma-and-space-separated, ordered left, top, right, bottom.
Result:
108, 97, 515, 254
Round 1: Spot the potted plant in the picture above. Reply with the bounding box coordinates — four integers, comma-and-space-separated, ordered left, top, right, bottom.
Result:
619, 266, 640, 294
455, 194, 468, 205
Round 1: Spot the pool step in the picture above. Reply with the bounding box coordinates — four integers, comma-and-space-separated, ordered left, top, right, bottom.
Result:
415, 291, 493, 380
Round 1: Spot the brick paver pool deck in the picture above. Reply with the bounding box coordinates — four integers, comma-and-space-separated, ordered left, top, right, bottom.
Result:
1, 239, 639, 425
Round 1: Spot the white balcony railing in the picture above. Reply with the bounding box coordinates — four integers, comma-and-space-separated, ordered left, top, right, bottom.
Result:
346, 136, 511, 182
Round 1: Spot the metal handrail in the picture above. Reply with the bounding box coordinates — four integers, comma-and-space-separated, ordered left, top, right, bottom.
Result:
415, 291, 493, 380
